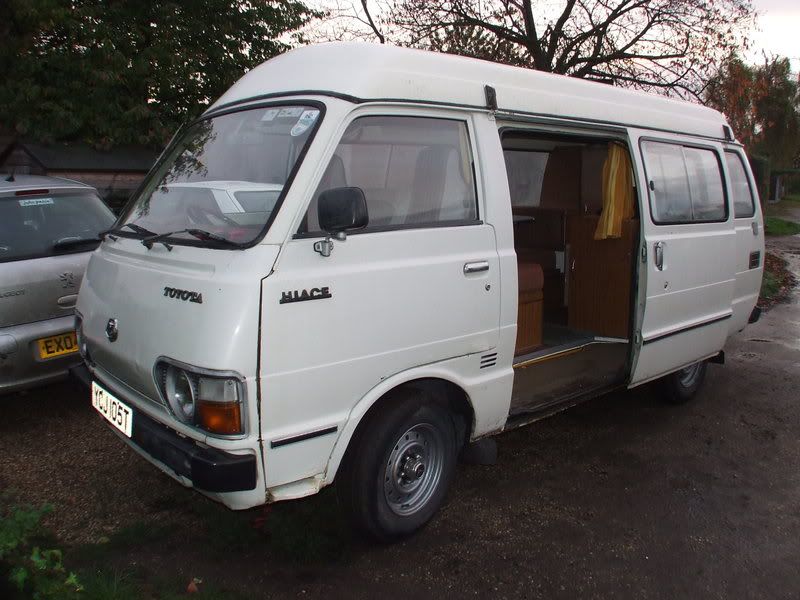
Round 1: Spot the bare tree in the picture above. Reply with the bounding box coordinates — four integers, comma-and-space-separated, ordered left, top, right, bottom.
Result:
309, 1, 390, 45
349, 0, 755, 99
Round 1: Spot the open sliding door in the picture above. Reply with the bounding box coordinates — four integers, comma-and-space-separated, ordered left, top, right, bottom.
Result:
629, 130, 736, 385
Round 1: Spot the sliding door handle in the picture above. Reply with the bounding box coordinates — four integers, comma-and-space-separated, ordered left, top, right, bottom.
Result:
464, 260, 490, 274
654, 241, 665, 271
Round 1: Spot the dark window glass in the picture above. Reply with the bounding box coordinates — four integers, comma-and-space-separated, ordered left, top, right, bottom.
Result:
503, 150, 549, 208
0, 191, 114, 262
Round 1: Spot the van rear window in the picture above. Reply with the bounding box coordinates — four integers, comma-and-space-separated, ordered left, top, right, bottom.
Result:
725, 152, 756, 218
642, 141, 727, 224
0, 191, 114, 263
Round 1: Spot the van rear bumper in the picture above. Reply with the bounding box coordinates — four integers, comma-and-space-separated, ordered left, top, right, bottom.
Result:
749, 306, 762, 324
121, 403, 257, 493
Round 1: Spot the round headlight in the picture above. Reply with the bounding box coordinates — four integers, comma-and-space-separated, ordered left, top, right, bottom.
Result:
164, 365, 196, 422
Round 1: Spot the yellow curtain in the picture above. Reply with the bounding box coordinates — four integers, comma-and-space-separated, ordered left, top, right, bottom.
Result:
594, 142, 635, 240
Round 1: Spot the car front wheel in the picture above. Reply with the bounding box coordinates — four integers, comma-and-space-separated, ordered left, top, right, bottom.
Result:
337, 390, 459, 542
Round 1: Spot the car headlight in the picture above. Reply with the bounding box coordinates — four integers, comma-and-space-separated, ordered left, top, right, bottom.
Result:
156, 360, 245, 436
164, 365, 197, 422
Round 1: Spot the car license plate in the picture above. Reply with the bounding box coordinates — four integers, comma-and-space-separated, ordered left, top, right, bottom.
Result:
91, 381, 133, 438
37, 331, 78, 359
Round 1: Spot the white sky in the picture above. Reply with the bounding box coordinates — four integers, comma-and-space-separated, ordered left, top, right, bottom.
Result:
749, 0, 800, 71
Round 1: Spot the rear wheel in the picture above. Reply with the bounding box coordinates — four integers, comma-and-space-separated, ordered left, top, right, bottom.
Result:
337, 390, 459, 542
658, 360, 707, 404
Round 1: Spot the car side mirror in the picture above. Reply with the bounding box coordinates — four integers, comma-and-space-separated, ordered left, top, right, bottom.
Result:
317, 187, 368, 235
314, 187, 368, 258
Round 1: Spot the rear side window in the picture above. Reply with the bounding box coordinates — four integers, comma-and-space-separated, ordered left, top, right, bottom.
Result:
725, 152, 756, 218
0, 191, 114, 263
299, 116, 478, 234
642, 141, 727, 224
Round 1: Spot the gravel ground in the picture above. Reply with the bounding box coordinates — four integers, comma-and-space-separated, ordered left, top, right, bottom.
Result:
2, 234, 800, 598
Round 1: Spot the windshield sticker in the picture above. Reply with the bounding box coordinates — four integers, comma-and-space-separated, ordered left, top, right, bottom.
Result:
291, 109, 320, 137
18, 198, 54, 207
277, 107, 304, 118
260, 108, 280, 121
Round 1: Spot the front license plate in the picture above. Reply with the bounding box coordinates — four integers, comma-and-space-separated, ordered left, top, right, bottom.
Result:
38, 332, 78, 359
91, 381, 133, 438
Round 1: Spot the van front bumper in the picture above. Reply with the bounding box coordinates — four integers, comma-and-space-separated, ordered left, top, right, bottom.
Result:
97, 388, 258, 494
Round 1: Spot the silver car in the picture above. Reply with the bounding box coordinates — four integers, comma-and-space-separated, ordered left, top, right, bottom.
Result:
0, 175, 115, 394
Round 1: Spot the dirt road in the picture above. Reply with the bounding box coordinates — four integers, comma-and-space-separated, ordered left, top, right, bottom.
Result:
2, 239, 799, 599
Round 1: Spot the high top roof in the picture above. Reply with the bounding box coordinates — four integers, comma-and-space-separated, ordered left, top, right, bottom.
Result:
211, 42, 731, 141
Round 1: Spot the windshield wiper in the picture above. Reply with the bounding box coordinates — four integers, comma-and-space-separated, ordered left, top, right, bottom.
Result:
99, 223, 157, 240
142, 228, 243, 250
52, 236, 101, 251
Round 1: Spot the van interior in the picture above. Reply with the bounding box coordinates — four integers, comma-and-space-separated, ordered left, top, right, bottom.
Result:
503, 131, 640, 416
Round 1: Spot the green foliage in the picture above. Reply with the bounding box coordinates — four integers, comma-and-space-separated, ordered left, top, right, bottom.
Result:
0, 0, 318, 149
0, 501, 82, 599
764, 216, 800, 236
706, 55, 800, 169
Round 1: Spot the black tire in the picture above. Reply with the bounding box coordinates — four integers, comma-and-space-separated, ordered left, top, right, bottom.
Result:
336, 389, 459, 542
658, 360, 708, 405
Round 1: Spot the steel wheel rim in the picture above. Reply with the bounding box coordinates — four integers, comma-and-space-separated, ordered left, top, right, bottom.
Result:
678, 363, 702, 388
383, 423, 445, 517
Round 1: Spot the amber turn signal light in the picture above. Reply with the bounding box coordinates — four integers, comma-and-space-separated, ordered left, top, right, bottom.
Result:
197, 400, 242, 435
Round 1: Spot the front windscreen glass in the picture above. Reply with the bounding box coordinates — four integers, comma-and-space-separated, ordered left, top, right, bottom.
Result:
120, 104, 322, 246
0, 191, 114, 263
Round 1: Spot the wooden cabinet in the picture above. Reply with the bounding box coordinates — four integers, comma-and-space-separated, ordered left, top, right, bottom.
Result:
566, 217, 638, 339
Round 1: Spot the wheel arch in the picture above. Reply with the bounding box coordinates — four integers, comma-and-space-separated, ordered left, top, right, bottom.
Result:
323, 373, 475, 485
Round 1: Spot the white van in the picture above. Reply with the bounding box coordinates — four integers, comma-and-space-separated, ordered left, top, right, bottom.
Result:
76, 43, 764, 541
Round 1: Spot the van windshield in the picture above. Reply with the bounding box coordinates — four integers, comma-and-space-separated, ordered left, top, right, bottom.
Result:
120, 104, 322, 247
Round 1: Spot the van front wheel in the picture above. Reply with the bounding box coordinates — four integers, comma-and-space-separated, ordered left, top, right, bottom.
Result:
337, 392, 459, 542
658, 360, 707, 404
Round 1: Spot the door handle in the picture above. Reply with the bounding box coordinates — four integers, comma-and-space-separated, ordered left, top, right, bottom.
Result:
654, 241, 665, 271
464, 260, 490, 274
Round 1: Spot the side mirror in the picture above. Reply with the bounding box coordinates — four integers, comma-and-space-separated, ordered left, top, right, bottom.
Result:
317, 187, 368, 235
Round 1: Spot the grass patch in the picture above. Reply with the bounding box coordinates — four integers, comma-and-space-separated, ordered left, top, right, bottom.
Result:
764, 216, 800, 236
79, 569, 247, 600
71, 521, 176, 564
782, 194, 800, 203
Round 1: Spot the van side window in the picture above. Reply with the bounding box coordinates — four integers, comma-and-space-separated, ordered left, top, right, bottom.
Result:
299, 116, 478, 234
642, 141, 727, 224
725, 152, 756, 218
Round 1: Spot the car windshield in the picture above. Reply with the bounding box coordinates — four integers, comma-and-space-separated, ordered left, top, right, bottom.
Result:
0, 190, 115, 263
120, 104, 322, 246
